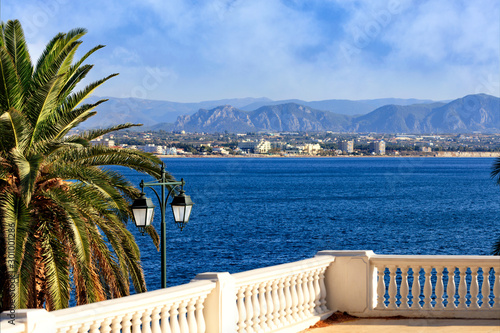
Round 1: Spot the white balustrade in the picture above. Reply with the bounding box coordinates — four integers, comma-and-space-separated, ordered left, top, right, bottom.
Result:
2, 251, 498, 333
49, 280, 214, 333
368, 255, 500, 318
233, 256, 335, 333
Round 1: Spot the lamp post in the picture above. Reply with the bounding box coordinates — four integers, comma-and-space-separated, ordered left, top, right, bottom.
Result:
130, 163, 194, 288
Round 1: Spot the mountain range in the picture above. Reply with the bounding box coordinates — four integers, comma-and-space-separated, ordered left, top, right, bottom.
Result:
81, 94, 499, 134
173, 94, 500, 134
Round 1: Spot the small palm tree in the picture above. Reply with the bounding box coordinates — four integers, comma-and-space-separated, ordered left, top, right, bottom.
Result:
492, 157, 500, 255
0, 20, 165, 310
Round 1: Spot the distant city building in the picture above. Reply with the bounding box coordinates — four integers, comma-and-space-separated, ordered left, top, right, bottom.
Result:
212, 147, 230, 155
90, 138, 115, 147
340, 140, 354, 154
302, 143, 321, 155
137, 144, 166, 155
284, 146, 302, 154
238, 140, 271, 154
370, 140, 386, 155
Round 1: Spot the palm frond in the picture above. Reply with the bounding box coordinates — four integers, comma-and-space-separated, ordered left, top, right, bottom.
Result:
3, 20, 33, 98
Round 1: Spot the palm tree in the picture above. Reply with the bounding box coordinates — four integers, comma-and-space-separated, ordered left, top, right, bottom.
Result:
492, 157, 500, 255
0, 20, 166, 310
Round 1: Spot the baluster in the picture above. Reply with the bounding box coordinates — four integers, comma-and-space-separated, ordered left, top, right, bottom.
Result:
100, 318, 112, 333
446, 267, 456, 310
495, 268, 500, 308
111, 316, 122, 333
132, 311, 143, 333
301, 272, 311, 317
319, 268, 328, 312
244, 286, 254, 332
399, 266, 409, 309
457, 268, 468, 309
120, 313, 132, 333
296, 274, 306, 319
422, 267, 432, 309
77, 323, 91, 333
237, 287, 247, 333
258, 283, 269, 332
161, 304, 172, 333
68, 325, 79, 333
278, 278, 287, 326
388, 266, 397, 309
434, 266, 445, 310
482, 268, 491, 309
141, 309, 152, 333
187, 299, 197, 333
179, 301, 189, 333
195, 296, 206, 333
170, 303, 181, 333
307, 271, 316, 315
151, 307, 162, 333
251, 285, 260, 332
89, 321, 100, 333
272, 280, 282, 328
470, 266, 480, 309
266, 281, 276, 330
284, 276, 295, 322
284, 277, 294, 323
375, 266, 385, 309
412, 267, 422, 309
313, 269, 322, 314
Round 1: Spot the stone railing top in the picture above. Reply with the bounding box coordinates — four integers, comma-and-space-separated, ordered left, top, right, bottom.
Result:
369, 254, 500, 266
232, 256, 335, 287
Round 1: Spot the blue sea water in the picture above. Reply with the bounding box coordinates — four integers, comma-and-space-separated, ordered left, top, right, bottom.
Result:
118, 157, 500, 291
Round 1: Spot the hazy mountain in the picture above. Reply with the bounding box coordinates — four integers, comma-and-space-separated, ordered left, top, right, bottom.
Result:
352, 103, 445, 133
240, 98, 437, 115
358, 98, 438, 108
251, 103, 351, 132
174, 103, 351, 133
175, 106, 256, 133
79, 96, 271, 129
422, 94, 500, 133
173, 94, 499, 133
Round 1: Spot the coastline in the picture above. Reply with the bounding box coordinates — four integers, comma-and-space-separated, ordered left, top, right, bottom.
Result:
157, 152, 500, 158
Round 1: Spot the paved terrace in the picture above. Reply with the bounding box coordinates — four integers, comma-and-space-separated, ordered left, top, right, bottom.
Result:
303, 312, 500, 332
1, 250, 499, 333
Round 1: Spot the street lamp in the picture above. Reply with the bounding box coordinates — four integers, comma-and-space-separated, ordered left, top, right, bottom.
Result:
130, 163, 194, 288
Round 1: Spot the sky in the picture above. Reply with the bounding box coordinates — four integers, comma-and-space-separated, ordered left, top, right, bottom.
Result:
2, 0, 500, 103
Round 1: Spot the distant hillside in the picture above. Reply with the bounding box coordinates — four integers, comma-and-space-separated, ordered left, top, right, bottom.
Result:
80, 96, 272, 129
173, 94, 499, 133
174, 103, 352, 133
240, 97, 437, 115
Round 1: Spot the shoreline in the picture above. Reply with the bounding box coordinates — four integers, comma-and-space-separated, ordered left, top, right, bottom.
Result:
157, 152, 500, 158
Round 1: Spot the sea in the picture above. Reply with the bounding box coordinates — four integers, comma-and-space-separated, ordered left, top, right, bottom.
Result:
116, 157, 500, 291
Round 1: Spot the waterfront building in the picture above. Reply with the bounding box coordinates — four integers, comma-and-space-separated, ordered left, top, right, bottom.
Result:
302, 143, 321, 155
212, 147, 230, 155
340, 140, 354, 154
238, 140, 271, 154
370, 140, 386, 155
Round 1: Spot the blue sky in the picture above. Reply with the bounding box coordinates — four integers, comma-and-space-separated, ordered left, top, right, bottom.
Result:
3, 0, 499, 102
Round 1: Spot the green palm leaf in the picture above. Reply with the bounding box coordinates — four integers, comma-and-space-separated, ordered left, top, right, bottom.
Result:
0, 19, 165, 311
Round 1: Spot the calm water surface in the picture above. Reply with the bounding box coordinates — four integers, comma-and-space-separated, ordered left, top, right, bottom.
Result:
118, 157, 500, 291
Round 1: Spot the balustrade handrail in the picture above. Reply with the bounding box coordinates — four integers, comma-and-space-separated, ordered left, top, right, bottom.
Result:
232, 256, 335, 287
51, 279, 215, 329
370, 254, 499, 265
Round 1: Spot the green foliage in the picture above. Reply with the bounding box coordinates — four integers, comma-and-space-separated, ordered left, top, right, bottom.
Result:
0, 20, 165, 310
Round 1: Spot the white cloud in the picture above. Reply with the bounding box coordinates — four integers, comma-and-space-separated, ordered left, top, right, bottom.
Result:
3, 0, 499, 101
